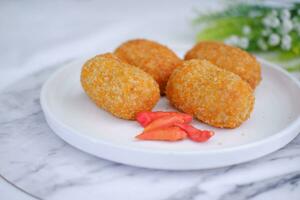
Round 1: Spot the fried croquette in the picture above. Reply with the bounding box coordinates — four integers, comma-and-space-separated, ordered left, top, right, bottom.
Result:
184, 41, 261, 89
166, 59, 255, 128
114, 39, 182, 93
81, 53, 160, 120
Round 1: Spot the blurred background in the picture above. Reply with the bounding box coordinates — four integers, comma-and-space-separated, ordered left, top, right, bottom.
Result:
1, 0, 300, 93
0, 0, 217, 90
1, 0, 300, 199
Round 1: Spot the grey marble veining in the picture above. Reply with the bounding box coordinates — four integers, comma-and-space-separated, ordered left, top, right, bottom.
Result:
0, 67, 300, 200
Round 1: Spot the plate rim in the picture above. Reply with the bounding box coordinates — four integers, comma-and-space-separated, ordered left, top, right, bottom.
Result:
40, 57, 300, 156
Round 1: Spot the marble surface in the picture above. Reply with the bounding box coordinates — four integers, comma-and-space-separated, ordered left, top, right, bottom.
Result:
0, 62, 300, 200
1, 0, 300, 199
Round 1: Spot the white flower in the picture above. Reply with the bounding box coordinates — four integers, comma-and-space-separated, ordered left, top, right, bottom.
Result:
225, 36, 249, 49
242, 26, 251, 35
239, 37, 249, 49
281, 19, 293, 34
268, 33, 280, 46
280, 9, 291, 20
262, 28, 272, 36
257, 38, 268, 51
270, 10, 278, 17
263, 16, 280, 28
262, 17, 271, 27
282, 34, 291, 43
224, 35, 240, 45
281, 35, 292, 50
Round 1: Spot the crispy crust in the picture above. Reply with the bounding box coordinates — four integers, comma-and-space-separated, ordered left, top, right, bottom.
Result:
114, 39, 182, 94
81, 53, 160, 120
166, 59, 255, 128
184, 41, 261, 89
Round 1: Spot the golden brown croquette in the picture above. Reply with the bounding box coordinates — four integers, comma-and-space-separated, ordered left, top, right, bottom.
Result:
81, 53, 160, 120
166, 59, 255, 128
184, 41, 261, 89
114, 39, 182, 94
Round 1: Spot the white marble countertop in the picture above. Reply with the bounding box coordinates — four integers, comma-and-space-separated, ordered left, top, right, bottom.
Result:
1, 1, 300, 199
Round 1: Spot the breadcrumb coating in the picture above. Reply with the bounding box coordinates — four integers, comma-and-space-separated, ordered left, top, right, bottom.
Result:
184, 41, 261, 89
114, 39, 182, 94
166, 59, 255, 128
81, 53, 160, 120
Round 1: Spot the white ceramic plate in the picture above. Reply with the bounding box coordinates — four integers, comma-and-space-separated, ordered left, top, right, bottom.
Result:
40, 58, 300, 170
